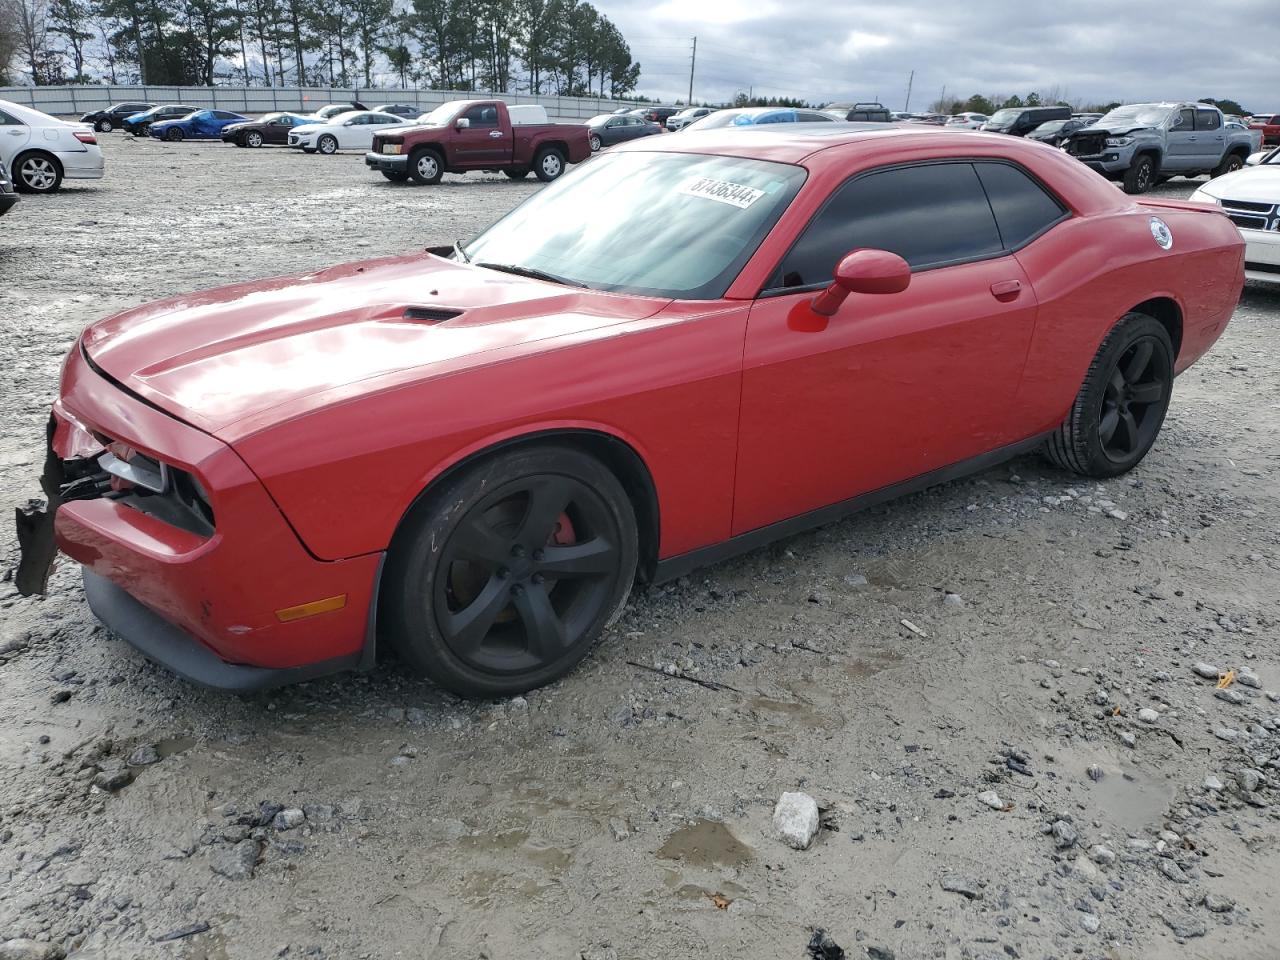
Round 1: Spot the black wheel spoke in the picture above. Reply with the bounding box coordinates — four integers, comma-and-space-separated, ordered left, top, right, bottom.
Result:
517, 476, 574, 546
442, 574, 510, 650
538, 537, 616, 579
1108, 368, 1126, 396
1114, 409, 1139, 452
452, 516, 512, 564
1123, 341, 1154, 382
1129, 380, 1164, 405
1099, 407, 1120, 444
512, 584, 566, 658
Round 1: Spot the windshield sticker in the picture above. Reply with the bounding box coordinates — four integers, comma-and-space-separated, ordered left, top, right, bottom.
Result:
678, 177, 765, 209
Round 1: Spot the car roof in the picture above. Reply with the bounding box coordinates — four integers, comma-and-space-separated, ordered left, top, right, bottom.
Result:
612, 123, 961, 164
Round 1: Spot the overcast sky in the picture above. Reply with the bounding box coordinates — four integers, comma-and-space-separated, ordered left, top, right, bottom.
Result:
594, 0, 1276, 112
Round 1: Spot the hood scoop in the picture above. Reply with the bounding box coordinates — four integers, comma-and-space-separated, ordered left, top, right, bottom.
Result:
401, 306, 463, 324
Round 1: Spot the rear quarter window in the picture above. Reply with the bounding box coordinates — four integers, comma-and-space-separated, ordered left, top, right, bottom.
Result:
973, 162, 1068, 250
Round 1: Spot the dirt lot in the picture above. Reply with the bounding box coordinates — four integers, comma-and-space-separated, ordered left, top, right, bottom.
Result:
1, 137, 1279, 960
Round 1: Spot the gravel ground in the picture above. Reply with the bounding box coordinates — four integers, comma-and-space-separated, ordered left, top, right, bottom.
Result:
1, 137, 1279, 960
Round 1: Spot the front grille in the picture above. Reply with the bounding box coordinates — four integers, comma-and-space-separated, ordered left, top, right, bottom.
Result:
1065, 133, 1106, 157
1222, 199, 1279, 232
1246, 261, 1280, 275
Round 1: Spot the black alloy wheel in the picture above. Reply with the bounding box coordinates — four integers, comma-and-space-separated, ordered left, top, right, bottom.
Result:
1097, 337, 1167, 463
1044, 312, 1174, 478
383, 445, 637, 697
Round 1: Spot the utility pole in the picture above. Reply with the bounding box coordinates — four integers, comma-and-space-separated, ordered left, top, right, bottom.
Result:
904, 70, 913, 112
688, 36, 697, 105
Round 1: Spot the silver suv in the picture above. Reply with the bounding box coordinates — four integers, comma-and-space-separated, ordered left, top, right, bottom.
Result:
1061, 102, 1255, 194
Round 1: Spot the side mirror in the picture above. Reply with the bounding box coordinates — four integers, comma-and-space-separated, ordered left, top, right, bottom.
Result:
810, 249, 911, 316
455, 117, 470, 129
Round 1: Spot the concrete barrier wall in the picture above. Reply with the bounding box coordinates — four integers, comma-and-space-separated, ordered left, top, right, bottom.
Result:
0, 85, 647, 122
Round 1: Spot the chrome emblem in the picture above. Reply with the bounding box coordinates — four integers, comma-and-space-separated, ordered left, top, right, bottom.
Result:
1149, 216, 1173, 250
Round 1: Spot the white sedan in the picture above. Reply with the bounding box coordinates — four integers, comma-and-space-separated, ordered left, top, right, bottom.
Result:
288, 111, 408, 154
0, 99, 105, 193
1190, 147, 1280, 285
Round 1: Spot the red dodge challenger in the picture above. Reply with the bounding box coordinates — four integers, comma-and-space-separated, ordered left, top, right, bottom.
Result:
21, 126, 1244, 697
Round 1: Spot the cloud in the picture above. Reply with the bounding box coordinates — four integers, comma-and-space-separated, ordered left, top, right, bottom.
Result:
600, 0, 1275, 111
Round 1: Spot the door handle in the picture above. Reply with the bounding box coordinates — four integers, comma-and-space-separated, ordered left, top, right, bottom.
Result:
489, 130, 502, 138
990, 279, 1022, 302
1187, 136, 1197, 141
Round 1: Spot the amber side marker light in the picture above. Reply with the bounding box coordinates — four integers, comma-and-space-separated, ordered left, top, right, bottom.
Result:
275, 594, 347, 623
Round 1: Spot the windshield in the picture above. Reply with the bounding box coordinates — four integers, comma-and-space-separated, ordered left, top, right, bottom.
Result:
415, 103, 459, 126
460, 152, 807, 299
1036, 120, 1066, 133
984, 109, 1022, 128
1096, 104, 1173, 128
675, 107, 704, 118
690, 111, 747, 129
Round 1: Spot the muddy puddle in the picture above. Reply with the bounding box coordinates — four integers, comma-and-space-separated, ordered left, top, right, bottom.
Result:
657, 818, 753, 869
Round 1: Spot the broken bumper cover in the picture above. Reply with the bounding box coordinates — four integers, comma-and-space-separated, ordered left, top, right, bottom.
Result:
25, 344, 383, 690
364, 152, 408, 171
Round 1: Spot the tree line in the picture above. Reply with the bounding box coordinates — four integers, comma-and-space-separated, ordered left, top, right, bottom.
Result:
0, 0, 641, 97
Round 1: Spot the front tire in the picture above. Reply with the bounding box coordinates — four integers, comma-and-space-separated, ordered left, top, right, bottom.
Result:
165, 127, 184, 142
382, 445, 638, 698
1122, 155, 1155, 194
317, 134, 338, 155
534, 147, 565, 182
504, 168, 529, 179
13, 152, 63, 193
1043, 313, 1174, 478
381, 169, 409, 182
246, 131, 264, 148
97, 119, 113, 133
409, 148, 444, 184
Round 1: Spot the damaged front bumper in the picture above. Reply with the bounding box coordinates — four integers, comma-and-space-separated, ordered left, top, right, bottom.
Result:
364, 152, 408, 172
16, 344, 382, 691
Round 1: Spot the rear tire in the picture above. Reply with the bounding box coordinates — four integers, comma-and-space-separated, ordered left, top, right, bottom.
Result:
504, 168, 529, 179
534, 147, 565, 182
1210, 151, 1245, 178
382, 445, 638, 698
1122, 155, 1155, 194
13, 152, 63, 193
1043, 313, 1174, 478
409, 148, 444, 184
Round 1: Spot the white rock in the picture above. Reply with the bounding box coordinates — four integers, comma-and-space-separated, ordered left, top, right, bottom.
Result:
1088, 844, 1116, 865
772, 792, 819, 850
1080, 912, 1101, 934
977, 790, 1005, 810
1237, 669, 1262, 689
1192, 662, 1221, 680
1138, 708, 1160, 723
273, 808, 305, 831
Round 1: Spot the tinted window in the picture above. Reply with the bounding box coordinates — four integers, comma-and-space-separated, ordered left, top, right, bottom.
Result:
974, 162, 1067, 249
1195, 109, 1220, 130
798, 111, 833, 122
212, 111, 239, 120
773, 162, 1003, 288
464, 105, 499, 128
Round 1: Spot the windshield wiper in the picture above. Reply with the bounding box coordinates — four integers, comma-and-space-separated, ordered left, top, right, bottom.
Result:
473, 261, 587, 288
453, 239, 470, 263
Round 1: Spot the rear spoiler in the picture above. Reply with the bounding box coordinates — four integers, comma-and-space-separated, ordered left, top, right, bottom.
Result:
1138, 197, 1222, 213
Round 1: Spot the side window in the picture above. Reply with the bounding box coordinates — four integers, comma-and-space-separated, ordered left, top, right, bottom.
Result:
464, 105, 499, 128
974, 162, 1068, 249
1195, 109, 1220, 131
1175, 108, 1195, 129
773, 162, 1003, 288
0, 109, 22, 125
212, 111, 238, 120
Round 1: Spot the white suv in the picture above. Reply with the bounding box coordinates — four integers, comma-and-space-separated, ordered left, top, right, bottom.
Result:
0, 99, 105, 193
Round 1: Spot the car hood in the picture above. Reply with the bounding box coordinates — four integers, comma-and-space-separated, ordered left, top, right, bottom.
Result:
81, 253, 669, 437
1067, 124, 1153, 138
1195, 165, 1280, 201
291, 123, 328, 133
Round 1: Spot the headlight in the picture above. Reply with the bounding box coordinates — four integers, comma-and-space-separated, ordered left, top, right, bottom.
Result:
1105, 136, 1135, 147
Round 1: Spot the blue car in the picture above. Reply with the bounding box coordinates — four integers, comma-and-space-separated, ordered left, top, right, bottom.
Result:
121, 104, 197, 136
683, 107, 837, 132
149, 110, 250, 142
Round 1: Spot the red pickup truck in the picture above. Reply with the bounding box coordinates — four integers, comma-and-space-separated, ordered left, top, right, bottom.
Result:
366, 99, 591, 185
1249, 112, 1280, 146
